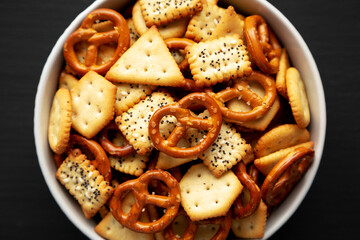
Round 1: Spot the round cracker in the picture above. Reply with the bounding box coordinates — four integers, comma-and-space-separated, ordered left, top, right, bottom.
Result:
254, 141, 314, 176
275, 48, 290, 98
132, 1, 189, 39
48, 88, 72, 154
286, 67, 310, 128
254, 124, 310, 158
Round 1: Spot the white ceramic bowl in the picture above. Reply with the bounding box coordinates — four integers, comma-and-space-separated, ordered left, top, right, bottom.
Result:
34, 0, 326, 239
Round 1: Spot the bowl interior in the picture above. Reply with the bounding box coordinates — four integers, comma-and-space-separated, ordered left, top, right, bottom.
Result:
34, 0, 326, 239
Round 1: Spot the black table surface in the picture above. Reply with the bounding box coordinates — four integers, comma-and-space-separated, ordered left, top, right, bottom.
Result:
1, 0, 359, 239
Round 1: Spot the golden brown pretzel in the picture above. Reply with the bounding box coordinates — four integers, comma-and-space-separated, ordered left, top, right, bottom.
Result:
164, 208, 198, 240
208, 71, 277, 124
247, 163, 262, 187
261, 147, 314, 206
164, 38, 195, 71
99, 122, 135, 157
232, 161, 261, 218
147, 154, 183, 196
244, 15, 281, 75
149, 92, 222, 158
109, 169, 181, 233
195, 211, 232, 240
63, 8, 130, 76
69, 134, 112, 182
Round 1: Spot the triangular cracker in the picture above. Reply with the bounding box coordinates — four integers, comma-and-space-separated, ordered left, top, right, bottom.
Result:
106, 26, 185, 87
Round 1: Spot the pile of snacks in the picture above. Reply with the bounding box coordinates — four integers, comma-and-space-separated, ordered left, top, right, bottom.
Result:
48, 0, 314, 239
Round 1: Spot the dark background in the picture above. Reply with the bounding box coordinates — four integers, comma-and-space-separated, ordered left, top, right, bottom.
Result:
1, 0, 359, 239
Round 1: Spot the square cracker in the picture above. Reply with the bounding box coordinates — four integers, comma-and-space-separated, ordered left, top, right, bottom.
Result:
186, 110, 252, 177
231, 200, 267, 239
208, 6, 244, 40
132, 1, 189, 39
71, 71, 116, 139
115, 91, 176, 156
186, 34, 252, 88
185, 3, 226, 42
114, 83, 156, 116
179, 163, 242, 221
139, 0, 202, 27
105, 26, 185, 87
109, 132, 149, 176
56, 153, 113, 219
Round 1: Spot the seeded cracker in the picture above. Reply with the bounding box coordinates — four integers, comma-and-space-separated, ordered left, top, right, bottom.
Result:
115, 91, 176, 156
56, 153, 113, 219
71, 71, 117, 139
109, 132, 149, 176
105, 26, 186, 87
132, 1, 189, 39
186, 110, 251, 177
48, 88, 72, 154
170, 49, 186, 65
180, 163, 242, 221
95, 192, 154, 240
127, 18, 141, 46
139, 0, 202, 27
114, 83, 157, 116
186, 34, 252, 88
185, 3, 226, 42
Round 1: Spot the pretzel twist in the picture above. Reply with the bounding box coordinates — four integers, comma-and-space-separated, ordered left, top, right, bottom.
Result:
164, 208, 198, 240
232, 162, 261, 218
99, 122, 135, 157
195, 211, 232, 240
164, 38, 195, 72
261, 147, 314, 206
110, 169, 181, 233
63, 8, 130, 75
208, 71, 276, 123
68, 134, 112, 182
149, 92, 222, 158
245, 15, 281, 75
248, 163, 262, 186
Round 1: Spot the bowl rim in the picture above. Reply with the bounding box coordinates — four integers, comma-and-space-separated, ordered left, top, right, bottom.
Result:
34, 0, 326, 239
